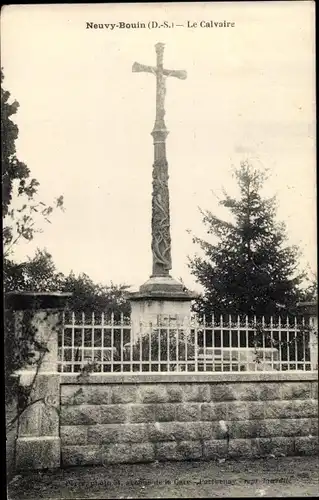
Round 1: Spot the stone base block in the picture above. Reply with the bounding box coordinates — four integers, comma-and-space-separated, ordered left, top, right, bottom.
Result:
155, 440, 202, 461
62, 445, 101, 466
16, 436, 60, 470
202, 439, 228, 459
130, 276, 197, 342
294, 436, 319, 455
130, 298, 193, 342
228, 439, 253, 458
257, 436, 295, 457
102, 443, 155, 464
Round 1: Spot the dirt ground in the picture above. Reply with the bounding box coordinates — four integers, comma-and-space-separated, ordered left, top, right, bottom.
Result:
7, 456, 319, 499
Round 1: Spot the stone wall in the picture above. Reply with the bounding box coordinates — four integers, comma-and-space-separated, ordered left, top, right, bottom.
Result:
6, 400, 18, 479
60, 373, 318, 466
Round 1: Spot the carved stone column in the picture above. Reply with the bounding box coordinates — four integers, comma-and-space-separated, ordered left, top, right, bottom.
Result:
151, 129, 171, 277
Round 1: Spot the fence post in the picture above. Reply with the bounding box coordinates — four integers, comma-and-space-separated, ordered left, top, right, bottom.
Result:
297, 301, 318, 371
5, 292, 71, 471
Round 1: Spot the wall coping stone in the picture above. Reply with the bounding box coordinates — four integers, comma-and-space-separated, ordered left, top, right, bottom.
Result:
60, 371, 318, 384
296, 301, 318, 316
5, 291, 72, 311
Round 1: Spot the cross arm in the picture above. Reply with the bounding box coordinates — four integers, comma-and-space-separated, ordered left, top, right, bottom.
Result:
163, 69, 187, 80
132, 62, 156, 75
132, 62, 187, 80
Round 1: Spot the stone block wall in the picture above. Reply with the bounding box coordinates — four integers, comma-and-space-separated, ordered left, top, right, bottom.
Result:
60, 373, 318, 466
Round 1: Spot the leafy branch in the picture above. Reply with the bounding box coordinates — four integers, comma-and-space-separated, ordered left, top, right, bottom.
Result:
5, 309, 60, 431
1, 69, 65, 258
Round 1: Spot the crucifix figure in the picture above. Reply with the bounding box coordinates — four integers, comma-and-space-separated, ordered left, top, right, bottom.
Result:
132, 42, 187, 277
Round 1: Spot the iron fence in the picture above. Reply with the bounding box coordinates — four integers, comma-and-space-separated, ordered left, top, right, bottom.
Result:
58, 312, 316, 373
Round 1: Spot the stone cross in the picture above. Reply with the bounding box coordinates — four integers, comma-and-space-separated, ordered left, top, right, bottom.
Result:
132, 43, 187, 277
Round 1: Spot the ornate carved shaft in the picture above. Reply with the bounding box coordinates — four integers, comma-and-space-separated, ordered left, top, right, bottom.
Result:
151, 132, 172, 277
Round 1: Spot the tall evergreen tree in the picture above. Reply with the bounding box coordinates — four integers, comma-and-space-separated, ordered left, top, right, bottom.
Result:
189, 161, 307, 316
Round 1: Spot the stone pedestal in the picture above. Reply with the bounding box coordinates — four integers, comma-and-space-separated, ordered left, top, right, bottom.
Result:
130, 276, 197, 341
297, 301, 318, 371
6, 292, 71, 471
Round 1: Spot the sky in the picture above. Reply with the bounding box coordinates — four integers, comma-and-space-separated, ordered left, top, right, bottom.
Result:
1, 2, 316, 292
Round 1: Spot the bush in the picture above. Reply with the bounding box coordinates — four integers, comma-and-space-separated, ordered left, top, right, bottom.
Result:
122, 328, 196, 372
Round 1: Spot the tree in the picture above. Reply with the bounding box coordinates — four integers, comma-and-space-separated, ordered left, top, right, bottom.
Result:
61, 272, 131, 316
4, 248, 65, 293
299, 271, 318, 303
4, 247, 131, 314
1, 69, 64, 260
188, 161, 309, 316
